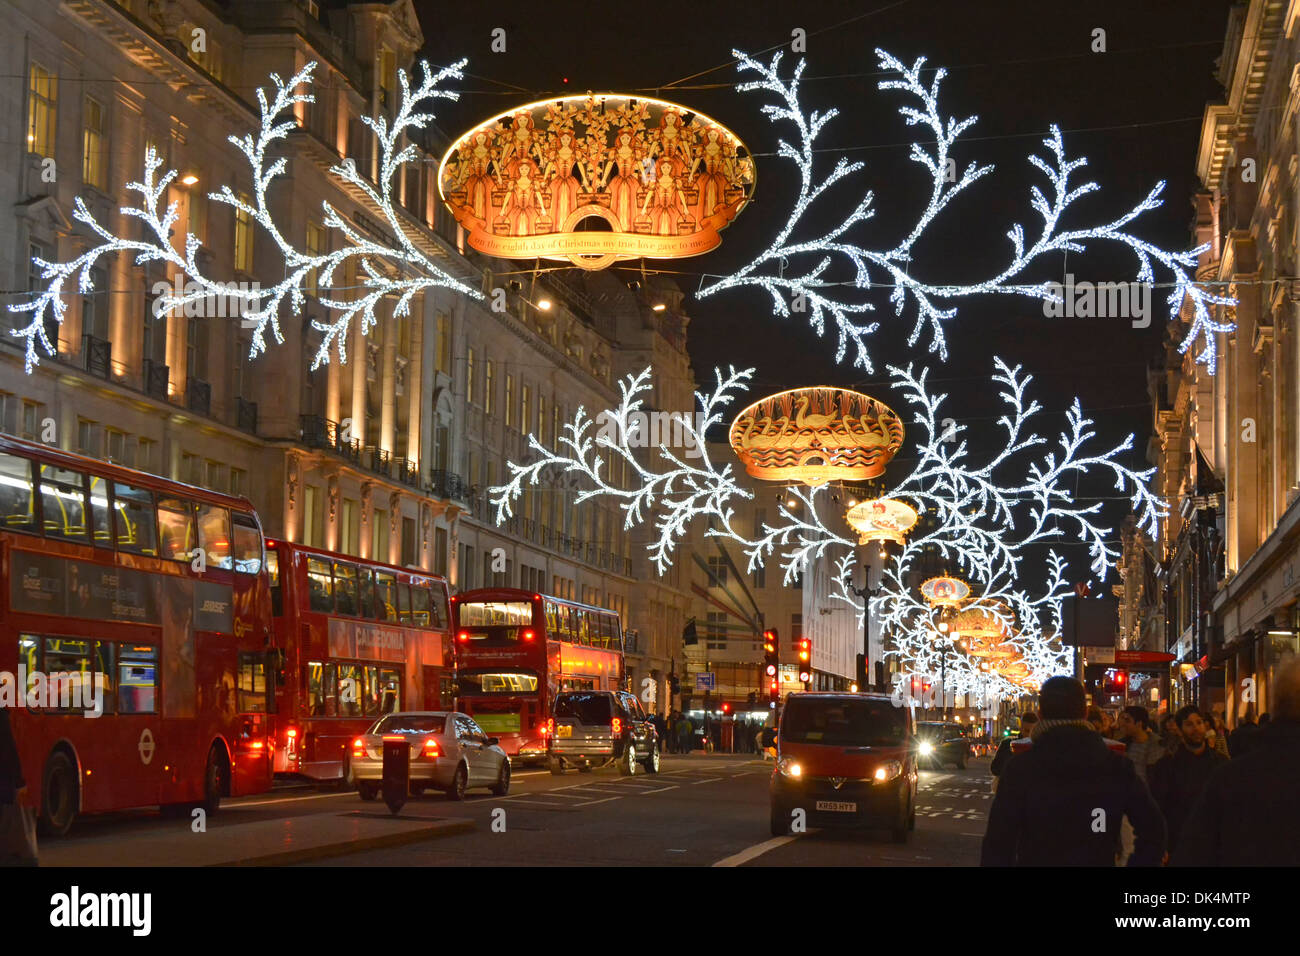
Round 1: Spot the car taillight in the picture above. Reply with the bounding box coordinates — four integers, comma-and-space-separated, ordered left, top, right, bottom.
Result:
522, 629, 535, 641
457, 631, 470, 643
424, 739, 440, 759
352, 737, 364, 758
612, 717, 622, 736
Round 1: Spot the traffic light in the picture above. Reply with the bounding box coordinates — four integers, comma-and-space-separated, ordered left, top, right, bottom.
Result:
797, 638, 812, 685
682, 619, 698, 646
721, 702, 731, 714
855, 653, 868, 691
668, 673, 680, 695
763, 630, 780, 697
747, 691, 757, 706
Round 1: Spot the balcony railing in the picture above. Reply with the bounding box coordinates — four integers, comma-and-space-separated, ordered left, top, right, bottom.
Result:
82, 335, 111, 380
430, 470, 470, 502
143, 359, 169, 400
187, 378, 211, 416
236, 397, 258, 434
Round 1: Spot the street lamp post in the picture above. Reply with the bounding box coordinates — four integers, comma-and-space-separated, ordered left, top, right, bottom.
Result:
849, 563, 884, 692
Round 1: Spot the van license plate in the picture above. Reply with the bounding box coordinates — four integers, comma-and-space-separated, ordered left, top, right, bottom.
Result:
815, 800, 856, 812
557, 725, 572, 737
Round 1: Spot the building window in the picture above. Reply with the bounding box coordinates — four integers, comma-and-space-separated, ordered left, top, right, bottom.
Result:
505, 374, 514, 428
484, 360, 495, 416
105, 429, 127, 465
229, 467, 247, 497
136, 437, 155, 473
753, 561, 766, 589
791, 613, 803, 641
234, 193, 254, 273
466, 347, 475, 404
204, 460, 225, 492
378, 47, 397, 111
341, 498, 359, 554
435, 527, 448, 576
188, 190, 207, 244
302, 485, 319, 547
705, 611, 727, 651
305, 221, 326, 297
82, 96, 107, 190
82, 265, 109, 340
27, 63, 57, 158
538, 394, 547, 444
521, 384, 530, 435
706, 555, 728, 588
401, 516, 416, 566
77, 419, 99, 456
372, 508, 389, 562
436, 313, 451, 375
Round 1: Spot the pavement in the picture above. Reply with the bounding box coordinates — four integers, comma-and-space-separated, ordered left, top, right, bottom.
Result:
38, 753, 994, 867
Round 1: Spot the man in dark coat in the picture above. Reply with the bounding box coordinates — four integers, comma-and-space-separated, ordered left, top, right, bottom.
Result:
1174, 661, 1300, 865
981, 677, 1164, 866
1227, 710, 1261, 759
990, 712, 1037, 779
1148, 705, 1227, 857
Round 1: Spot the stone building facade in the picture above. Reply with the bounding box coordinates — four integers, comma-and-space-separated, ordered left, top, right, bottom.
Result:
0, 0, 695, 710
1149, 0, 1300, 722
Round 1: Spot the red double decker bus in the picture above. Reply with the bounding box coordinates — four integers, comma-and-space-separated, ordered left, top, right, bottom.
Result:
0, 435, 275, 835
451, 588, 625, 762
266, 540, 451, 782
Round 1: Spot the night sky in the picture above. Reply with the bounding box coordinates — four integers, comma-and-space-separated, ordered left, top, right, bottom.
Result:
416, 0, 1234, 572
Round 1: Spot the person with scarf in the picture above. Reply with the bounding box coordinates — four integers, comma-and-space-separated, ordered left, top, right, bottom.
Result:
981, 676, 1165, 866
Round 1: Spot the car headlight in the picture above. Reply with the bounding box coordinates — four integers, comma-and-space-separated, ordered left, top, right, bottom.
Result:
873, 760, 902, 784
918, 740, 934, 756
777, 757, 803, 779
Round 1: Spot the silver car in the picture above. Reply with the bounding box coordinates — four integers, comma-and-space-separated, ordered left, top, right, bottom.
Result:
350, 711, 511, 800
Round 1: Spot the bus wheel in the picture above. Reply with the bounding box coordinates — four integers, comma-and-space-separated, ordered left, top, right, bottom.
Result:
40, 752, 78, 837
201, 745, 228, 815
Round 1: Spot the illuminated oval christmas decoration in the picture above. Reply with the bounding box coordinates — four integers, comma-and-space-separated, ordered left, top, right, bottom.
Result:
438, 95, 755, 271
844, 497, 919, 545
951, 606, 1011, 641
919, 575, 970, 608
728, 387, 905, 485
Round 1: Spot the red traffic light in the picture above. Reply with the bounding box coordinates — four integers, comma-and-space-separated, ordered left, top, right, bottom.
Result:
721, 703, 730, 714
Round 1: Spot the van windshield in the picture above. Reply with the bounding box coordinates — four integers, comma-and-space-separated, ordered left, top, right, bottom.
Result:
782, 698, 907, 747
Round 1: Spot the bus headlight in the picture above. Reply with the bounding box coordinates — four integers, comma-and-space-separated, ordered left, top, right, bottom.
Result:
918, 741, 934, 756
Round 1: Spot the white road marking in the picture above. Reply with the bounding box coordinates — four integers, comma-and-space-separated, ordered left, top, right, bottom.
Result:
240, 792, 354, 807
573, 796, 621, 806
690, 777, 723, 784
637, 785, 679, 794
712, 835, 797, 867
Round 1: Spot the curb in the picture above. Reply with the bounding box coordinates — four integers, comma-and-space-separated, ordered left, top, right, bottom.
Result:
216, 817, 476, 866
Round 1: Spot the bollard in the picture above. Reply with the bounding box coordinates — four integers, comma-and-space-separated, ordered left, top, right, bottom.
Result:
382, 735, 410, 816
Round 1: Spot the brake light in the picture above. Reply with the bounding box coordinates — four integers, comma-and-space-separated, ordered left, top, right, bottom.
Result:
457, 631, 470, 643
522, 629, 535, 641
612, 717, 622, 736
286, 727, 298, 739
423, 739, 440, 759
352, 737, 364, 758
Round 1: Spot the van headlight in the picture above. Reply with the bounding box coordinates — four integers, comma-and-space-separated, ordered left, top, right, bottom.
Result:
777, 758, 803, 779
873, 760, 902, 784
918, 740, 934, 756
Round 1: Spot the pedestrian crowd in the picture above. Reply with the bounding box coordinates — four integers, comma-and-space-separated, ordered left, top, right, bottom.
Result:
981, 659, 1300, 866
